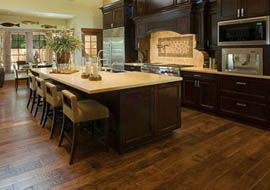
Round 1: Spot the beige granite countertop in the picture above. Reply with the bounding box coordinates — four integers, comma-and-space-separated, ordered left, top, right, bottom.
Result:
181, 67, 270, 79
32, 68, 182, 94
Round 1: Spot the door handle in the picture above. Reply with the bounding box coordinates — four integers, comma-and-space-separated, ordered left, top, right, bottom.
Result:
237, 9, 240, 18
236, 82, 247, 86
236, 102, 247, 107
241, 8, 244, 17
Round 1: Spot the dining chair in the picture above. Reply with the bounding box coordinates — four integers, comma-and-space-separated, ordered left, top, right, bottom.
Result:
13, 64, 29, 91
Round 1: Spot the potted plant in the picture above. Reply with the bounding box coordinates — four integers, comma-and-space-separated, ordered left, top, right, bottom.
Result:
46, 31, 81, 68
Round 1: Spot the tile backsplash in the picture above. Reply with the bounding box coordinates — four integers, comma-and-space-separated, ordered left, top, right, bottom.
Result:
150, 31, 205, 67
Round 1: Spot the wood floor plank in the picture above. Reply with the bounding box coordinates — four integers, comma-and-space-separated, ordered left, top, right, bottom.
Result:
1, 81, 270, 189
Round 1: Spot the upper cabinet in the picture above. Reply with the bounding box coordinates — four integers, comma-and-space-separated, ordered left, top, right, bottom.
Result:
217, 0, 270, 21
101, 0, 134, 30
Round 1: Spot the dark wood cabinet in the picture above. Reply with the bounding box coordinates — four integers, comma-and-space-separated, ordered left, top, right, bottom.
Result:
205, 1, 217, 52
155, 83, 181, 134
117, 82, 181, 152
219, 75, 270, 124
217, 0, 270, 21
120, 87, 154, 146
242, 0, 270, 18
217, 0, 239, 20
182, 72, 217, 111
101, 0, 133, 30
182, 70, 270, 127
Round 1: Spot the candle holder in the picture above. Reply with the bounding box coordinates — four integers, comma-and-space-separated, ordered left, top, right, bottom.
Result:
89, 74, 102, 81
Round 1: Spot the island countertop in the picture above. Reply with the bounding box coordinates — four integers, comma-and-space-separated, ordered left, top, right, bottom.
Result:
31, 68, 182, 94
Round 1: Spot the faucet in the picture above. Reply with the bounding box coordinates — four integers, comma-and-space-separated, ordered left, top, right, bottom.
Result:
97, 50, 109, 71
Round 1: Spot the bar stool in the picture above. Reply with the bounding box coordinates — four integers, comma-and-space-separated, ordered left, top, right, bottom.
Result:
27, 73, 37, 110
59, 90, 110, 165
43, 82, 62, 139
34, 77, 46, 125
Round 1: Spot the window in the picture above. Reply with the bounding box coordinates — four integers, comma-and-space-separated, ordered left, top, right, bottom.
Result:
11, 33, 27, 69
33, 33, 47, 62
83, 34, 98, 57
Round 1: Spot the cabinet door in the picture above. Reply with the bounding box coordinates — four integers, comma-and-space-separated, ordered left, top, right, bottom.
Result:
199, 80, 217, 111
182, 78, 199, 106
217, 0, 240, 20
113, 7, 124, 28
103, 10, 113, 29
242, 0, 270, 18
155, 83, 181, 134
120, 87, 154, 146
205, 2, 217, 50
193, 3, 205, 50
147, 0, 174, 13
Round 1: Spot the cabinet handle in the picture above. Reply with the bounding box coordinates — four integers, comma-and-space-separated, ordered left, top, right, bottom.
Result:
111, 23, 114, 28
236, 82, 247, 86
241, 8, 244, 17
237, 9, 240, 18
193, 74, 201, 78
236, 102, 247, 107
194, 80, 197, 87
198, 80, 200, 88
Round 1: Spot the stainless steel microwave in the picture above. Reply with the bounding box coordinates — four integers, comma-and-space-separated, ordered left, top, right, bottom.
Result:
222, 48, 263, 75
218, 16, 270, 46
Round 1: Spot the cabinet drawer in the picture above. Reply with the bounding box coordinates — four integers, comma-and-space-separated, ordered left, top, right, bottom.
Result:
182, 72, 216, 81
220, 96, 268, 123
219, 77, 268, 97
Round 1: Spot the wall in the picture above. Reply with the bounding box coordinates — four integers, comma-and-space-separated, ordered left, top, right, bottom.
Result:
150, 31, 205, 67
0, 0, 104, 66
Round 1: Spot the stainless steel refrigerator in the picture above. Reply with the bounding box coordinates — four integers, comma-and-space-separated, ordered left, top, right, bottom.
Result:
103, 27, 125, 70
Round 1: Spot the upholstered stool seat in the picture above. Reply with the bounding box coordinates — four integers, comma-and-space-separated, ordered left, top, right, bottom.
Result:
43, 82, 64, 139
27, 74, 37, 111
35, 77, 46, 125
59, 90, 110, 165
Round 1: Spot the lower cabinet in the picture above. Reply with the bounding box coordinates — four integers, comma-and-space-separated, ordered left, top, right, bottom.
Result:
119, 82, 181, 152
182, 71, 217, 111
182, 71, 270, 126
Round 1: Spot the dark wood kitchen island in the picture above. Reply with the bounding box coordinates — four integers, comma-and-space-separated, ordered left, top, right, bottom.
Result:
32, 68, 182, 153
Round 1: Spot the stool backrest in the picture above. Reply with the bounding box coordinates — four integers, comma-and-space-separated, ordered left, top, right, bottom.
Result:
62, 90, 78, 122
45, 82, 60, 106
35, 77, 46, 97
29, 74, 37, 91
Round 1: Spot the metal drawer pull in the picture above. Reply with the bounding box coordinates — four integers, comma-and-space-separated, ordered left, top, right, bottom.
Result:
236, 82, 247, 86
236, 102, 247, 107
193, 74, 201, 77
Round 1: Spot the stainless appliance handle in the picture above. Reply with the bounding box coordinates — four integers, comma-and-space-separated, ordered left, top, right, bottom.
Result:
237, 9, 240, 18
236, 82, 247, 86
241, 8, 244, 17
236, 102, 247, 107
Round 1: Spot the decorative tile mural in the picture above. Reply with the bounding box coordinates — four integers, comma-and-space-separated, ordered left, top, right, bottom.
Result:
150, 31, 205, 68
157, 36, 193, 58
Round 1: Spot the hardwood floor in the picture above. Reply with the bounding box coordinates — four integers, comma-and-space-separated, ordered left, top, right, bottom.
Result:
1, 81, 270, 190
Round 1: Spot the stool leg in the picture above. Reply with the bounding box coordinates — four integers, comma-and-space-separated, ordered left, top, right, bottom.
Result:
15, 79, 18, 91
70, 123, 79, 165
50, 107, 57, 139
34, 95, 41, 117
58, 115, 66, 147
27, 89, 32, 109
40, 98, 46, 125
42, 102, 50, 128
31, 91, 36, 114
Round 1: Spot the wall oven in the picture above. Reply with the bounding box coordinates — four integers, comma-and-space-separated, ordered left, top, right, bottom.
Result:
218, 16, 270, 46
222, 48, 263, 75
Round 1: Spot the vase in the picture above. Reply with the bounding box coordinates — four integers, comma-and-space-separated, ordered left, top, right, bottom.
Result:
56, 52, 70, 64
